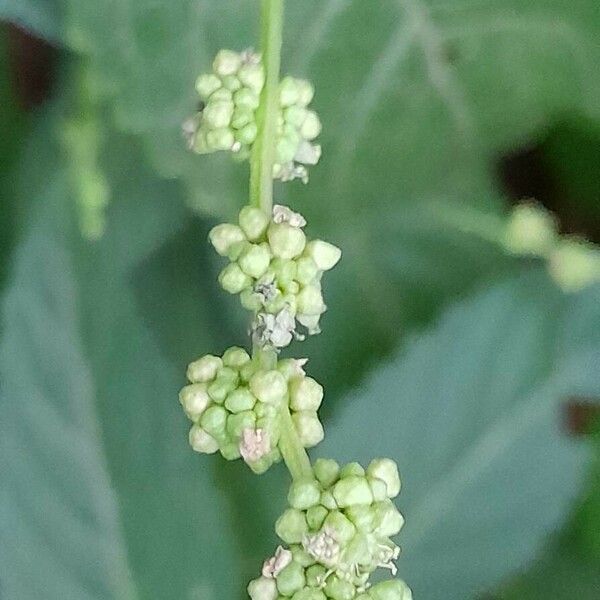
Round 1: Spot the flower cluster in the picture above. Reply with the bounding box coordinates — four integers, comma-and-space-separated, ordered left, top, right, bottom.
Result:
184, 49, 321, 182
180, 348, 325, 473
248, 459, 411, 599
504, 202, 600, 292
210, 205, 341, 348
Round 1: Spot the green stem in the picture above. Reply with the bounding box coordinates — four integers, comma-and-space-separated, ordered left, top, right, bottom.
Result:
250, 0, 314, 481
249, 0, 283, 213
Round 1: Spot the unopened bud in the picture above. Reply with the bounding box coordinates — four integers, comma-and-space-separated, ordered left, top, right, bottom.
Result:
296, 285, 325, 316
292, 411, 324, 448
188, 425, 219, 454
249, 370, 287, 404
367, 458, 401, 498
369, 579, 413, 600
268, 222, 307, 259
179, 384, 210, 420
203, 100, 234, 128
186, 354, 222, 382
288, 479, 321, 510
275, 508, 309, 544
314, 458, 340, 488
219, 263, 252, 294
289, 377, 324, 411
238, 243, 272, 278
280, 76, 300, 107
209, 223, 246, 257
300, 111, 322, 141
303, 240, 341, 271
333, 476, 374, 507
195, 73, 221, 99
247, 576, 278, 600
275, 560, 305, 597
213, 49, 242, 76
238, 63, 265, 93
206, 127, 235, 151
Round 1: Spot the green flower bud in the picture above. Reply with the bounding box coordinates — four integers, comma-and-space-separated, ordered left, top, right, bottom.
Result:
224, 387, 257, 413
222, 346, 251, 368
179, 383, 211, 421
210, 87, 233, 102
295, 257, 319, 285
200, 405, 227, 438
254, 402, 278, 419
206, 127, 235, 151
195, 73, 221, 99
300, 111, 322, 141
290, 544, 316, 567
186, 354, 222, 383
289, 377, 324, 411
220, 441, 242, 461
369, 580, 412, 600
203, 100, 234, 129
271, 257, 298, 284
213, 49, 242, 76
314, 459, 340, 489
369, 477, 389, 502
373, 501, 405, 537
280, 76, 300, 107
250, 370, 287, 404
320, 490, 338, 510
548, 239, 600, 292
231, 105, 255, 129
344, 533, 372, 567
235, 87, 260, 110
367, 458, 401, 498
276, 561, 306, 596
323, 510, 356, 544
188, 425, 219, 454
236, 122, 259, 145
295, 79, 315, 107
227, 410, 256, 438
267, 223, 306, 258
306, 505, 328, 530
221, 74, 242, 91
288, 479, 321, 510
292, 411, 324, 448
284, 105, 308, 128
292, 587, 327, 600
277, 358, 308, 380
248, 576, 278, 600
238, 63, 265, 93
238, 243, 272, 278
504, 203, 557, 256
276, 135, 301, 165
241, 289, 263, 311
340, 462, 365, 478
324, 575, 355, 600
209, 223, 246, 257
219, 263, 252, 294
303, 240, 342, 271
208, 375, 237, 403
305, 564, 328, 588
345, 504, 375, 531
276, 508, 309, 544
296, 285, 325, 316
332, 476, 374, 507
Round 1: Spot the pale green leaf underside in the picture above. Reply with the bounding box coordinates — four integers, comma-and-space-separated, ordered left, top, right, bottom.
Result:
319, 274, 599, 599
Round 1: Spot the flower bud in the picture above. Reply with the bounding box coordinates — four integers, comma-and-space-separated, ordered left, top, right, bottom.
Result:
221, 74, 242, 91
206, 127, 235, 151
323, 510, 356, 543
211, 87, 233, 102
284, 105, 308, 128
227, 411, 256, 438
294, 141, 321, 166
280, 76, 300, 107
320, 490, 338, 510
300, 111, 322, 141
296, 79, 315, 107
222, 346, 251, 368
313, 458, 340, 488
369, 580, 412, 600
220, 442, 241, 461
188, 425, 219, 454
213, 49, 242, 76
200, 405, 227, 439
235, 87, 260, 110
345, 504, 375, 531
237, 207, 269, 242
367, 458, 401, 498
238, 63, 265, 93
231, 105, 255, 129
292, 411, 324, 448
218, 263, 252, 294
548, 239, 600, 292
324, 575, 356, 600
209, 223, 246, 256
306, 505, 328, 530
224, 387, 256, 413
195, 73, 221, 99
276, 508, 309, 544
340, 462, 365, 478
297, 313, 322, 335
238, 243, 272, 278
295, 257, 319, 285
203, 100, 234, 128
179, 384, 210, 420
303, 240, 341, 271
241, 289, 263, 311
186, 354, 222, 383
288, 479, 321, 510
277, 136, 301, 165
369, 477, 389, 502
373, 501, 405, 537
208, 375, 237, 403
248, 576, 278, 600
249, 370, 287, 404
504, 203, 556, 256
235, 122, 258, 145
289, 377, 324, 411
276, 561, 306, 596
296, 285, 325, 316
332, 476, 374, 507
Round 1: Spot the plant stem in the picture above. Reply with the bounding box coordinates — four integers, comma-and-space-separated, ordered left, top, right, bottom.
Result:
250, 0, 314, 482
249, 0, 283, 213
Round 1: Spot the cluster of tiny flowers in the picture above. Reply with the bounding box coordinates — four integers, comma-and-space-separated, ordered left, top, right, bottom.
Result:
210, 204, 341, 348
183, 49, 321, 182
248, 459, 412, 600
504, 202, 600, 292
180, 348, 325, 473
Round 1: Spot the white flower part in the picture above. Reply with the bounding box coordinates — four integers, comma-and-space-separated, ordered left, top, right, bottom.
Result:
375, 543, 400, 576
240, 428, 271, 463
252, 307, 300, 349
262, 546, 293, 578
302, 526, 341, 568
182, 115, 199, 150
290, 358, 309, 377
274, 163, 309, 184
273, 204, 307, 228
241, 48, 261, 65
254, 279, 279, 303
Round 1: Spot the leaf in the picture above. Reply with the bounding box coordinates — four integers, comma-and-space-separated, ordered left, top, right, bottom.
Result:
0, 0, 63, 41
0, 178, 137, 600
318, 273, 599, 599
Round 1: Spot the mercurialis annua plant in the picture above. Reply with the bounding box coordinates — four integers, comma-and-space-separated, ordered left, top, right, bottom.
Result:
179, 1, 412, 598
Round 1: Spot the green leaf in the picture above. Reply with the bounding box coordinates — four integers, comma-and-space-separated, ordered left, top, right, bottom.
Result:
0, 179, 137, 600
0, 0, 63, 41
319, 274, 599, 599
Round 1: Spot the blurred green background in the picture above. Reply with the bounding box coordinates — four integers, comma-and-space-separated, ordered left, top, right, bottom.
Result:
1, 1, 599, 599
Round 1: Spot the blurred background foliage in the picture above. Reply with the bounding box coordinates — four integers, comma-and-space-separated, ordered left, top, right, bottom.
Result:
1, 1, 599, 599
